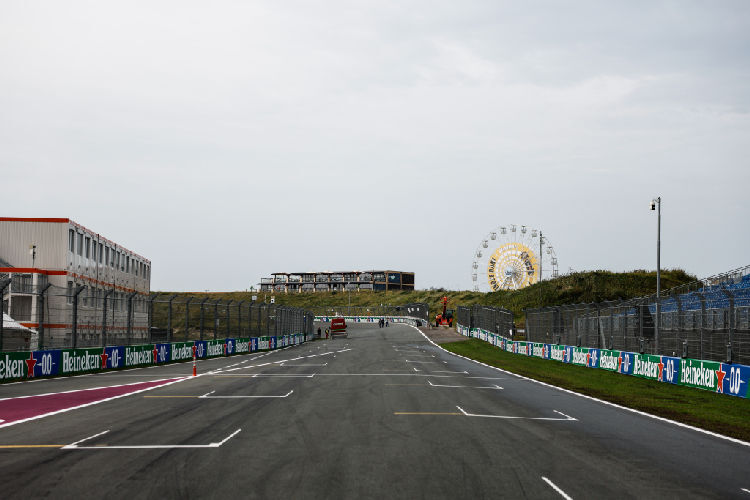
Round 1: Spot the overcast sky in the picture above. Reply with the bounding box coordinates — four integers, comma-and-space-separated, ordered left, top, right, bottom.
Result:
2, 1, 748, 291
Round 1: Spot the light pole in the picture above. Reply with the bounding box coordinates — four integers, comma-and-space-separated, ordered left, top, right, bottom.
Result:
651, 197, 661, 351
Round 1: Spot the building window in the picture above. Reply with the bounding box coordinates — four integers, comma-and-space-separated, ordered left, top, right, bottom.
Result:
99, 243, 103, 264
77, 233, 83, 256
85, 237, 91, 259
67, 281, 73, 304
105, 247, 110, 267
69, 230, 75, 252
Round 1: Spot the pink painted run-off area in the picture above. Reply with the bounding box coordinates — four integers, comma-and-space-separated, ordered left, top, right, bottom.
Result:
0, 378, 182, 426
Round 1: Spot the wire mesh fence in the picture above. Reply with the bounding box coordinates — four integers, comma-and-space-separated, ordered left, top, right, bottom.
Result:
525, 265, 750, 365
0, 281, 314, 351
456, 305, 514, 336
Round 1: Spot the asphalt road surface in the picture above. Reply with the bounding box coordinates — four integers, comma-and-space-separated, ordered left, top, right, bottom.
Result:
1, 322, 749, 499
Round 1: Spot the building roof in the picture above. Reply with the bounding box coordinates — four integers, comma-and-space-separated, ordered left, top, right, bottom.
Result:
2, 312, 32, 331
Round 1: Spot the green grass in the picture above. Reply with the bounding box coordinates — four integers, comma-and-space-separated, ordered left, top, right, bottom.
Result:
441, 338, 750, 442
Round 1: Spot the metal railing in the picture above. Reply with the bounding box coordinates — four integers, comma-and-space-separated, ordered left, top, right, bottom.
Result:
1, 283, 314, 351
456, 305, 514, 336
525, 265, 750, 364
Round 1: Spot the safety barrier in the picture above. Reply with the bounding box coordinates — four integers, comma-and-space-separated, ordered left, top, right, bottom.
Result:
0, 332, 311, 383
314, 316, 426, 327
457, 324, 749, 399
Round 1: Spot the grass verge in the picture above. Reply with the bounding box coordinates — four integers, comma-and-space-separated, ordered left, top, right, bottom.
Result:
441, 338, 750, 442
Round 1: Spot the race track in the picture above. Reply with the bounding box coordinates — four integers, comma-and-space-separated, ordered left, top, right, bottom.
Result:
0, 322, 748, 499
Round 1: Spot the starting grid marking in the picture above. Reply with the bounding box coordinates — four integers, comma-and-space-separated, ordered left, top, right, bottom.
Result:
394, 406, 576, 421
60, 428, 243, 450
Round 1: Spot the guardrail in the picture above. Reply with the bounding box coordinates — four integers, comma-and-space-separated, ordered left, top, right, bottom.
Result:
0, 332, 312, 383
315, 315, 427, 327
456, 323, 749, 399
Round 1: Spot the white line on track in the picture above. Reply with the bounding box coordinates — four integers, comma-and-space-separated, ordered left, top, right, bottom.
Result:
456, 406, 575, 421
64, 428, 242, 450
413, 367, 420, 372
542, 476, 574, 500
410, 325, 750, 448
431, 370, 468, 374
62, 430, 111, 449
199, 390, 293, 399
741, 487, 750, 494
427, 380, 502, 390
280, 363, 328, 367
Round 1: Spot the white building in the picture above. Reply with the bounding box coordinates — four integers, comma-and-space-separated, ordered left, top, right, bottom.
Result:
0, 217, 151, 349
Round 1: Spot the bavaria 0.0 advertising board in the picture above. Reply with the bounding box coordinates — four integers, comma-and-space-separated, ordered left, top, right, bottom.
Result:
720, 363, 750, 397
193, 341, 207, 359
154, 343, 171, 364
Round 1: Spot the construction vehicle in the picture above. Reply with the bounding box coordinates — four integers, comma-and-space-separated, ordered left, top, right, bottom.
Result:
435, 296, 454, 327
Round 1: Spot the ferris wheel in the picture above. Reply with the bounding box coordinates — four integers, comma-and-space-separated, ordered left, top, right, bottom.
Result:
471, 225, 558, 292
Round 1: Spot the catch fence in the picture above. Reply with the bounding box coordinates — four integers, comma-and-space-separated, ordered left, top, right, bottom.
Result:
525, 265, 750, 365
456, 305, 514, 336
0, 281, 314, 351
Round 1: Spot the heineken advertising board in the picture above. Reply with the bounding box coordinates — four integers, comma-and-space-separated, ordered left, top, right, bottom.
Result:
0, 332, 311, 383
171, 342, 194, 362
456, 321, 750, 399
236, 338, 250, 354
206, 340, 224, 358
61, 348, 106, 375
124, 344, 157, 367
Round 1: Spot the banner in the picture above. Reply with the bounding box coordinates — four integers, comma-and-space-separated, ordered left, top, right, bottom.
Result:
124, 344, 156, 367
154, 343, 171, 364
194, 341, 207, 359
206, 340, 224, 357
171, 342, 194, 362
235, 338, 250, 354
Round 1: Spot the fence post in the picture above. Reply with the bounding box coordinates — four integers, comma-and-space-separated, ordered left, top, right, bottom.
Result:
698, 292, 706, 360
237, 300, 245, 336
127, 291, 137, 345
200, 297, 210, 341
213, 300, 223, 340
164, 294, 178, 343
184, 297, 193, 341
102, 290, 114, 347
147, 294, 158, 344
37, 283, 52, 350
71, 285, 86, 349
724, 288, 735, 363
225, 300, 233, 338
0, 278, 12, 351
